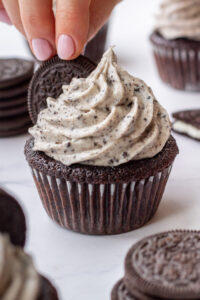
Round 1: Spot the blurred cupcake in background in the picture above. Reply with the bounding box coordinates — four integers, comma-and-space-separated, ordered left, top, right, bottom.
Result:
150, 0, 200, 91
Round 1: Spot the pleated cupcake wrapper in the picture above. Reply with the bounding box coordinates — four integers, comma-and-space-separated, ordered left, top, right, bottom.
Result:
152, 44, 200, 91
31, 165, 172, 235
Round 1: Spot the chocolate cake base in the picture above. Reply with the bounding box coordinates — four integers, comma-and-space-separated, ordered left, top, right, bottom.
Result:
150, 31, 200, 91
25, 136, 178, 235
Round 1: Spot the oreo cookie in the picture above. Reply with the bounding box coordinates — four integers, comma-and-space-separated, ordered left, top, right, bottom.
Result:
27, 55, 96, 123
0, 188, 26, 247
0, 58, 34, 137
172, 109, 200, 141
0, 79, 29, 99
112, 230, 200, 300
0, 113, 31, 137
0, 58, 34, 89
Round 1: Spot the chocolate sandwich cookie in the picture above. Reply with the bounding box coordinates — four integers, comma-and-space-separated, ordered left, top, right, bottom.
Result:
0, 188, 26, 247
0, 113, 31, 137
0, 79, 29, 99
27, 55, 96, 123
112, 230, 200, 300
0, 58, 34, 89
0, 102, 28, 118
0, 93, 27, 109
172, 109, 200, 141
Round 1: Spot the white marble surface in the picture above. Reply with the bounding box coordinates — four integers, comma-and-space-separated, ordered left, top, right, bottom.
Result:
0, 1, 200, 299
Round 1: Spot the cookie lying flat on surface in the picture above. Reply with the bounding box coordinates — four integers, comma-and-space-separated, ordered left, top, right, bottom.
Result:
172, 109, 200, 141
112, 230, 200, 300
0, 188, 26, 247
0, 79, 30, 99
0, 58, 34, 137
0, 58, 34, 89
0, 113, 31, 137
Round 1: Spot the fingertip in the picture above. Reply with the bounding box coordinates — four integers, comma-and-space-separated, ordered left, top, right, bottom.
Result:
32, 38, 53, 61
57, 34, 75, 60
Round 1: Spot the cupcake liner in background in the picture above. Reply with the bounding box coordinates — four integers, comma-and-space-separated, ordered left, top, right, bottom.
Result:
25, 137, 177, 235
84, 23, 109, 63
150, 31, 200, 92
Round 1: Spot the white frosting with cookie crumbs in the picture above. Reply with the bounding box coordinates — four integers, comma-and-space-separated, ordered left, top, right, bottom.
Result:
156, 0, 200, 40
29, 48, 171, 166
0, 235, 40, 300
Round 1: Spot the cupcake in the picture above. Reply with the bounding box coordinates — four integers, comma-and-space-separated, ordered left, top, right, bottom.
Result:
0, 234, 59, 300
150, 0, 200, 91
25, 48, 178, 235
0, 188, 59, 299
112, 230, 200, 299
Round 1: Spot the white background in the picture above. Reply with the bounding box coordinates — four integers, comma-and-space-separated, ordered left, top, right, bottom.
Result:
0, 1, 200, 299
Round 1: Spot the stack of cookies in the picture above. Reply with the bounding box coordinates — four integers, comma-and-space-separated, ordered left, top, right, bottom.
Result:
0, 58, 34, 137
112, 230, 200, 299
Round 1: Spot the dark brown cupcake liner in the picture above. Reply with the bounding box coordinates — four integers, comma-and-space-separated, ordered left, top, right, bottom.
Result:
150, 31, 200, 91
84, 22, 109, 63
30, 164, 172, 235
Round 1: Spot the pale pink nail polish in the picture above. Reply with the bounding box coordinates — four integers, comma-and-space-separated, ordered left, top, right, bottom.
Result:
32, 38, 52, 61
0, 9, 12, 25
58, 34, 75, 60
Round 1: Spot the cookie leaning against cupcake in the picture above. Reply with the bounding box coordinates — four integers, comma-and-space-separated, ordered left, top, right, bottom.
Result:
112, 230, 200, 300
0, 188, 59, 300
25, 48, 178, 235
0, 58, 34, 137
150, 0, 200, 91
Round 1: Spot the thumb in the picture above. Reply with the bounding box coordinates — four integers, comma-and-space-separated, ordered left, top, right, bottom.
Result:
56, 0, 91, 60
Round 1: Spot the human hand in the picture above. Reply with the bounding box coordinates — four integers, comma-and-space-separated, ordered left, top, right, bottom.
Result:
0, 0, 121, 61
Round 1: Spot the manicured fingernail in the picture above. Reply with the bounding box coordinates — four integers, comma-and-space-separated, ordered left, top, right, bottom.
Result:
58, 34, 75, 60
0, 9, 12, 25
32, 38, 53, 61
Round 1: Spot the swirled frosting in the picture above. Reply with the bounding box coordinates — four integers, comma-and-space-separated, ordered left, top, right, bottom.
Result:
29, 48, 171, 167
0, 235, 40, 300
156, 0, 200, 40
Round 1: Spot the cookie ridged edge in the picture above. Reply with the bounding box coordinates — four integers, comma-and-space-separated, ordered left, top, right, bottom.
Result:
27, 55, 96, 124
124, 230, 200, 299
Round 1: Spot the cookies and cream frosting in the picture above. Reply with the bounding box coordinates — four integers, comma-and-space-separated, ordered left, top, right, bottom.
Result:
29, 48, 171, 167
0, 235, 40, 300
156, 0, 200, 40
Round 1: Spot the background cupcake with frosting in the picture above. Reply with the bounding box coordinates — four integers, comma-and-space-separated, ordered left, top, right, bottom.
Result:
25, 48, 178, 235
150, 0, 200, 91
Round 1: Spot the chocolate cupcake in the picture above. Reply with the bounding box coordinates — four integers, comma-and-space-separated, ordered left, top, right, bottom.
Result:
25, 48, 178, 235
0, 234, 59, 300
150, 0, 200, 91
112, 230, 200, 299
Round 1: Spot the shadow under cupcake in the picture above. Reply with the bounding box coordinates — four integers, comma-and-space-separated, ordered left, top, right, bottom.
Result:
150, 0, 200, 92
25, 48, 178, 235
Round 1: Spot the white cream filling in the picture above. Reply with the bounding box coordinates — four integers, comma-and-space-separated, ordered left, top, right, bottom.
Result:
173, 120, 200, 140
